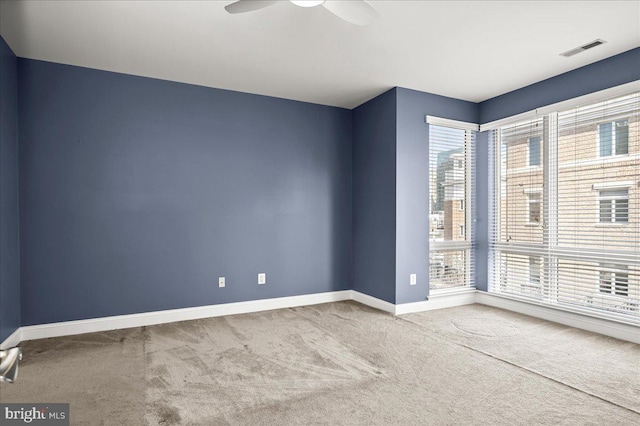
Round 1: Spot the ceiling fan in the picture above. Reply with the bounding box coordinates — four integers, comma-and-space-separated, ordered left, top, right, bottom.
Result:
224, 1, 379, 26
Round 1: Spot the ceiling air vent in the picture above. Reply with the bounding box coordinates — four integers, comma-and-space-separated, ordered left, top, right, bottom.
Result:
560, 39, 607, 57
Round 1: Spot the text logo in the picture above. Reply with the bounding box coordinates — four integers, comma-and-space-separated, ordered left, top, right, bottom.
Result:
0, 404, 69, 425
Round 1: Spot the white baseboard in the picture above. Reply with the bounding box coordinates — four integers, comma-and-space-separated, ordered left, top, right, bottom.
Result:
12, 290, 351, 345
3, 289, 638, 348
350, 289, 476, 315
395, 289, 476, 315
350, 291, 396, 314
475, 292, 640, 345
0, 328, 22, 350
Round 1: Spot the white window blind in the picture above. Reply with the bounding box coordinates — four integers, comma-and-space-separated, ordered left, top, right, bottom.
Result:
489, 92, 640, 324
429, 123, 476, 291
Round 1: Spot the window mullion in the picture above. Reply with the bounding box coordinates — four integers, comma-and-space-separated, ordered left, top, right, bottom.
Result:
465, 129, 473, 287
543, 112, 559, 303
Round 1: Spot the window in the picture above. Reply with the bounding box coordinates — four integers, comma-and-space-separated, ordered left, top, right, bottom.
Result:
598, 189, 629, 223
428, 120, 476, 291
527, 192, 542, 224
599, 265, 629, 296
489, 91, 639, 324
599, 120, 629, 157
529, 257, 541, 287
528, 136, 541, 166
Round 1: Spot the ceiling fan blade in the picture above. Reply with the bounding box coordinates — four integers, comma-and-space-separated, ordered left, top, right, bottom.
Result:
225, 1, 279, 14
322, 0, 378, 26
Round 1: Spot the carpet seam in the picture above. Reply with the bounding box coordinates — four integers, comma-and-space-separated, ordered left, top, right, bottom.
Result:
454, 341, 640, 417
397, 316, 640, 417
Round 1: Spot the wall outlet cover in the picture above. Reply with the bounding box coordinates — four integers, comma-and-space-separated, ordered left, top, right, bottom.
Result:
258, 273, 266, 285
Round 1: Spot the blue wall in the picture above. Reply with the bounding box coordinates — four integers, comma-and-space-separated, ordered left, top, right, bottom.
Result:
351, 87, 478, 305
352, 89, 397, 303
2, 43, 638, 334
18, 59, 352, 326
395, 88, 478, 304
0, 36, 20, 342
480, 48, 640, 124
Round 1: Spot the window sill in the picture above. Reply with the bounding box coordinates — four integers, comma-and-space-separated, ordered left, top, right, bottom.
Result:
597, 153, 629, 160
524, 223, 542, 227
478, 291, 640, 332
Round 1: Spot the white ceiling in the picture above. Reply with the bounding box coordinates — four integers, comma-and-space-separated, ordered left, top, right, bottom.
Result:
1, 1, 639, 109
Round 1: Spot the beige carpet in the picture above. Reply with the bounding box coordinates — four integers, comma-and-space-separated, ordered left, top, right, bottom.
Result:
1, 302, 639, 425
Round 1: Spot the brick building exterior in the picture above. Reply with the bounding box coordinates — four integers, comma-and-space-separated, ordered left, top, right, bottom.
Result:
499, 110, 639, 314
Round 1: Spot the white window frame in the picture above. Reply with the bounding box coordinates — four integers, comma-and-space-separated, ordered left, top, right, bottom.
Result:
487, 85, 640, 325
426, 116, 479, 292
597, 119, 629, 158
459, 199, 465, 211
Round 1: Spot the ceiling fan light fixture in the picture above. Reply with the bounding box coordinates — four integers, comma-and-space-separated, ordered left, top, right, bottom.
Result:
225, 0, 378, 26
290, 0, 325, 8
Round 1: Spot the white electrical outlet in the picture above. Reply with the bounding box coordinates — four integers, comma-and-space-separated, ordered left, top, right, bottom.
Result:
410, 274, 417, 285
219, 277, 225, 288
258, 273, 266, 285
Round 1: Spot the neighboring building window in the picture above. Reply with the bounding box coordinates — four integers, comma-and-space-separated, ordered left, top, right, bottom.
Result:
529, 257, 541, 287
599, 265, 629, 296
598, 189, 629, 223
528, 136, 541, 166
599, 119, 629, 157
459, 199, 465, 211
459, 224, 465, 237
527, 192, 542, 224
